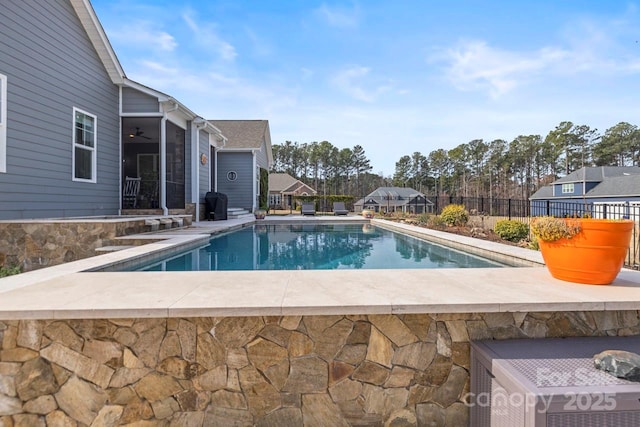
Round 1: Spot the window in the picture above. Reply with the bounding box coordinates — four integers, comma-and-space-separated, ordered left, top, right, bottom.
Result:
72, 108, 97, 182
561, 183, 574, 194
0, 73, 6, 173
269, 194, 281, 206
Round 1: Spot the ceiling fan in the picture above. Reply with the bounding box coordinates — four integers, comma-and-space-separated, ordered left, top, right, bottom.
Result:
129, 127, 151, 140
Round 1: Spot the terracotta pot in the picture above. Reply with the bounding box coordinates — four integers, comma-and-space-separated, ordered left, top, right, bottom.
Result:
538, 218, 634, 285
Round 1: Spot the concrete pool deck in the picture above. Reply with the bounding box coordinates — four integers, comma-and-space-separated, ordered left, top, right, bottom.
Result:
1, 215, 640, 320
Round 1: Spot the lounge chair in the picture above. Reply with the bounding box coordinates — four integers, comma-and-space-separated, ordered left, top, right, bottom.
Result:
301, 202, 316, 216
333, 202, 349, 216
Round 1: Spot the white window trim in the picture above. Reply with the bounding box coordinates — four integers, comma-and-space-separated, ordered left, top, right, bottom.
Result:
0, 73, 7, 173
561, 183, 574, 194
72, 107, 97, 183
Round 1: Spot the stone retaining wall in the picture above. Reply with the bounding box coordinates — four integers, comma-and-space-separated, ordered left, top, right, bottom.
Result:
1, 310, 638, 426
0, 216, 192, 272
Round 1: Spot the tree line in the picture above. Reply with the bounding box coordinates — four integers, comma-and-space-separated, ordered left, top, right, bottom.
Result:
271, 121, 640, 201
271, 141, 388, 198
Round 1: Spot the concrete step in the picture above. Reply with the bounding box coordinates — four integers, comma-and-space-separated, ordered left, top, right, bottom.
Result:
227, 208, 252, 219
144, 216, 186, 232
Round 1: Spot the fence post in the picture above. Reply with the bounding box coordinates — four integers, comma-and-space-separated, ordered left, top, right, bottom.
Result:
508, 199, 512, 220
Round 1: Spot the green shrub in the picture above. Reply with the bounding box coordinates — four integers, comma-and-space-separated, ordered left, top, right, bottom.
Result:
439, 204, 469, 227
427, 215, 447, 229
417, 213, 431, 224
0, 265, 21, 278
529, 236, 540, 251
494, 220, 529, 242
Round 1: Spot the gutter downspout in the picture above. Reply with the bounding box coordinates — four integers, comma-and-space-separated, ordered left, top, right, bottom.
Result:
160, 101, 179, 216
252, 153, 258, 213
213, 135, 227, 191
192, 119, 208, 222
118, 85, 123, 215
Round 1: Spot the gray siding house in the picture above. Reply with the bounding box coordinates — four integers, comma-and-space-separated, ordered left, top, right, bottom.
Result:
530, 166, 640, 219
0, 0, 233, 220
354, 187, 434, 214
0, 0, 123, 219
120, 82, 226, 219
210, 120, 273, 212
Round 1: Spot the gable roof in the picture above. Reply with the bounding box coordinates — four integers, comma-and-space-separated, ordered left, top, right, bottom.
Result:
269, 173, 298, 192
531, 166, 640, 200
209, 120, 269, 150
529, 185, 553, 200
367, 187, 425, 199
69, 0, 125, 84
70, 1, 227, 144
268, 173, 317, 194
556, 166, 640, 184
585, 174, 640, 197
124, 79, 226, 143
210, 120, 273, 167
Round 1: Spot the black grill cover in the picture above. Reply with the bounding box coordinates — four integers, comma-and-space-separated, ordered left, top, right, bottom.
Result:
204, 192, 228, 220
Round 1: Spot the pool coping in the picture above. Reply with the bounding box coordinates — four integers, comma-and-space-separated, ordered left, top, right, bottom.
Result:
1, 215, 640, 320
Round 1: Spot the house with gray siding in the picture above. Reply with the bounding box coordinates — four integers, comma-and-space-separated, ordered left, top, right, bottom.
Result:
530, 166, 640, 219
120, 81, 226, 219
0, 0, 123, 219
0, 0, 262, 221
354, 187, 434, 214
209, 120, 273, 213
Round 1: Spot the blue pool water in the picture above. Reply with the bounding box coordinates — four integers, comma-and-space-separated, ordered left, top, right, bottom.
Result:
129, 224, 511, 271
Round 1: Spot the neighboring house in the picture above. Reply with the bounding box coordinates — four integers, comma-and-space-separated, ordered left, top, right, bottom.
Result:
530, 166, 640, 219
0, 0, 271, 221
354, 187, 434, 214
268, 173, 317, 210
209, 120, 273, 213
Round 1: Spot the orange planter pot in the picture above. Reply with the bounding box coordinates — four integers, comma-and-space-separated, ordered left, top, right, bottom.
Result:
538, 219, 634, 285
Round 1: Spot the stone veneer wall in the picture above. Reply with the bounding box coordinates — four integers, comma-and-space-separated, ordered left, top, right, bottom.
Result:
1, 311, 638, 426
0, 217, 192, 272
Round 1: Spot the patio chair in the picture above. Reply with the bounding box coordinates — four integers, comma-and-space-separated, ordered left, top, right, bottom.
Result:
122, 176, 141, 209
333, 202, 349, 216
301, 202, 316, 216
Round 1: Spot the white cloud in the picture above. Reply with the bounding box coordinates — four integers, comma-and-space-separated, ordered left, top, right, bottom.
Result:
330, 66, 393, 102
182, 9, 237, 61
108, 21, 177, 52
315, 3, 360, 28
438, 9, 640, 99
441, 41, 568, 98
138, 60, 179, 75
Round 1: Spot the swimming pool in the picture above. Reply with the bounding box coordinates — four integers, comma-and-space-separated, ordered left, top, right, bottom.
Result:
124, 223, 514, 271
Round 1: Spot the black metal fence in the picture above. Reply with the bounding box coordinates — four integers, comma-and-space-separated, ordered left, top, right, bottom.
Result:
432, 196, 531, 219
431, 196, 640, 269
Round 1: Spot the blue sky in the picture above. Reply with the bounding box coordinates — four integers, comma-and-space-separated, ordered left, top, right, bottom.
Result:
92, 1, 640, 176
